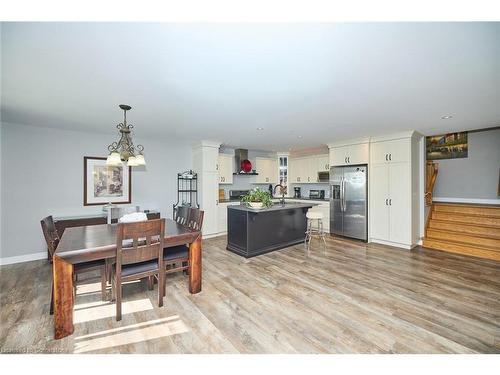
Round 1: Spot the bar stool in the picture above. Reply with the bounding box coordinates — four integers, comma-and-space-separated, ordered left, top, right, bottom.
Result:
305, 209, 327, 250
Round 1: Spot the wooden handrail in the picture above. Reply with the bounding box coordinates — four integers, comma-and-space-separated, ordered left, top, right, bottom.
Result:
425, 161, 439, 206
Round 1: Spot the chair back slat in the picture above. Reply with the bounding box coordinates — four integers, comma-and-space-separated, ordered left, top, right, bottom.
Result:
116, 219, 165, 266
40, 215, 60, 257
174, 206, 190, 226
186, 208, 204, 231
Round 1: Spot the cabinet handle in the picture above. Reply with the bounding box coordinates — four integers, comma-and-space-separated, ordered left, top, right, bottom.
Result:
385, 154, 388, 161
308, 176, 310, 182
345, 157, 347, 164
216, 164, 219, 170
385, 198, 388, 206
348, 157, 350, 163
389, 154, 392, 161
389, 199, 392, 206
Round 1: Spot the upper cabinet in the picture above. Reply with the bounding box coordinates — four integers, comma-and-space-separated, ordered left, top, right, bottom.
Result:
370, 138, 410, 164
254, 157, 278, 184
328, 140, 369, 166
289, 154, 329, 183
217, 154, 233, 184
316, 154, 330, 172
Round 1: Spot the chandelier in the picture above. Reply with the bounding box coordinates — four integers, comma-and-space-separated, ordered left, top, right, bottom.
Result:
106, 104, 146, 167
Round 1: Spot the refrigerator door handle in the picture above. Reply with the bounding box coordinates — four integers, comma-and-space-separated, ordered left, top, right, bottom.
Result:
339, 178, 343, 212
341, 177, 346, 212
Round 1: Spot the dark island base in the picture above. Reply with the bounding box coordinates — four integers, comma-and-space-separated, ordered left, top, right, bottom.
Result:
227, 237, 306, 258
226, 203, 314, 258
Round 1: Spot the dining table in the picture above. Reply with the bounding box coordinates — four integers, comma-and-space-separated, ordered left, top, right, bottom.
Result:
52, 218, 202, 339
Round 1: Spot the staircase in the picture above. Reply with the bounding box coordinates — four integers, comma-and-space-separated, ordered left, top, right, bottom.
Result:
423, 203, 500, 261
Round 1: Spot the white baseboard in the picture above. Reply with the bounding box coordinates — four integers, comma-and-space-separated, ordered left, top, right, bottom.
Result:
369, 238, 415, 250
0, 251, 47, 266
433, 197, 500, 205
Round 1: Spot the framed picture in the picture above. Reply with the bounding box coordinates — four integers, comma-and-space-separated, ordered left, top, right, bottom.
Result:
84, 156, 131, 206
426, 132, 468, 160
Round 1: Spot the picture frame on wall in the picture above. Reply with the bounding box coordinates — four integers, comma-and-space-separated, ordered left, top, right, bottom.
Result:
426, 132, 468, 160
84, 156, 132, 206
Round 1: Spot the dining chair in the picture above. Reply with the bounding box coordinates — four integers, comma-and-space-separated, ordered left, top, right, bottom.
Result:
111, 218, 165, 321
41, 216, 108, 315
162, 208, 204, 296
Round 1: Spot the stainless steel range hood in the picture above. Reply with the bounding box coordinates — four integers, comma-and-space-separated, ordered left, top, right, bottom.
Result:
234, 148, 258, 175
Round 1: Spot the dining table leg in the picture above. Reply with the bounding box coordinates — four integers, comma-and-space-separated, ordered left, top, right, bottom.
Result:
53, 255, 74, 339
188, 235, 202, 294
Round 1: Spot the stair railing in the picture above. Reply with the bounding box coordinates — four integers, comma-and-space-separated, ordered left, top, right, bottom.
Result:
425, 161, 439, 206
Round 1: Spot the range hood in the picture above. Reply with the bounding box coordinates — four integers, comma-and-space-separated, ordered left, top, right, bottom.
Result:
234, 148, 258, 175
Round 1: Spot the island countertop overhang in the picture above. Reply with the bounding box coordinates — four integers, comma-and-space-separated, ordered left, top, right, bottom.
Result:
227, 202, 316, 213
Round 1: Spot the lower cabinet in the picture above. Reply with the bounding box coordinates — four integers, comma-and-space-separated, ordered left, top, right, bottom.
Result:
218, 202, 241, 234
370, 162, 412, 247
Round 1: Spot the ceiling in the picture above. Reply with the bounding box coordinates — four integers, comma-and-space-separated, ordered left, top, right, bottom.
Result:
1, 22, 499, 151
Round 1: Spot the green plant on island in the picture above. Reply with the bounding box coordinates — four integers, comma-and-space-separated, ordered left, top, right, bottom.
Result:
240, 188, 273, 208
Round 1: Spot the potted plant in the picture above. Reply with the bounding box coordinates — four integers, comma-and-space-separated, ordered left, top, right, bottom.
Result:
241, 188, 273, 209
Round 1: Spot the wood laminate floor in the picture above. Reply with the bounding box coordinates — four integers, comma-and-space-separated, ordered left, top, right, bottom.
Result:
1, 235, 499, 353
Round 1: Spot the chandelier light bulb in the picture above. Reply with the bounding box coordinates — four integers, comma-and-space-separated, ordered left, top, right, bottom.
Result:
135, 154, 146, 166
127, 156, 138, 167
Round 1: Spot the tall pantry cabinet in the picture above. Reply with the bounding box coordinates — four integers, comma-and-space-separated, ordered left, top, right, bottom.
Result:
192, 141, 221, 237
369, 132, 422, 249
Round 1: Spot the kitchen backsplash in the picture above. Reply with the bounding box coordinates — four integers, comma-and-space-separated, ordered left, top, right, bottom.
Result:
290, 183, 330, 199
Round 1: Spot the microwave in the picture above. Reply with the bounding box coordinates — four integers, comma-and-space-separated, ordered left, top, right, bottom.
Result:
318, 171, 329, 182
309, 190, 325, 199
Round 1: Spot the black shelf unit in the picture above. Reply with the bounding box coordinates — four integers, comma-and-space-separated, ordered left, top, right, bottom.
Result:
173, 170, 199, 218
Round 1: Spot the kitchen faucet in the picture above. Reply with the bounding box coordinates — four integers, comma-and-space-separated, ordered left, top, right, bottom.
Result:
273, 184, 286, 206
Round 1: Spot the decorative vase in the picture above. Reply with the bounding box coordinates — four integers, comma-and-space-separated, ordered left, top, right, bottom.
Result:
249, 202, 264, 209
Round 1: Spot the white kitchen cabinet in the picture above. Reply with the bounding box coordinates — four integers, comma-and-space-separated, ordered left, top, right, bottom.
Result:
369, 164, 390, 241
369, 132, 420, 249
316, 154, 330, 173
290, 155, 329, 183
202, 171, 219, 236
192, 141, 221, 237
217, 201, 241, 234
217, 154, 233, 184
290, 157, 306, 183
329, 142, 369, 166
371, 138, 410, 164
255, 157, 278, 184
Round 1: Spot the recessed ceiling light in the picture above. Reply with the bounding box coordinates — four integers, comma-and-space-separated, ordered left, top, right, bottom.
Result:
297, 135, 303, 139
256, 127, 264, 130
441, 115, 453, 119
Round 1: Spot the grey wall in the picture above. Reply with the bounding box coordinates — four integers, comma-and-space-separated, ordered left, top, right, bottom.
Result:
1, 122, 192, 259
432, 128, 500, 199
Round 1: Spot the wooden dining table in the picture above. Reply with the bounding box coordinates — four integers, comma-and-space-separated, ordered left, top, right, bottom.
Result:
52, 218, 202, 339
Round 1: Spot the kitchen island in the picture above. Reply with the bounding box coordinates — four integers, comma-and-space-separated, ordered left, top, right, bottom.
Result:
227, 203, 315, 258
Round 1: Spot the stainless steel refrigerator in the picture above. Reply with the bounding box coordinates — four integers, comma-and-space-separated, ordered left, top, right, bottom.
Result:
330, 165, 368, 241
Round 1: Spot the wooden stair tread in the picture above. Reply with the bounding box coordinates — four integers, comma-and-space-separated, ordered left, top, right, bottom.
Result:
424, 230, 500, 251
428, 218, 500, 231
432, 211, 500, 219
422, 238, 500, 261
426, 227, 500, 242
434, 202, 500, 208
430, 213, 500, 227
423, 238, 499, 252
433, 203, 500, 217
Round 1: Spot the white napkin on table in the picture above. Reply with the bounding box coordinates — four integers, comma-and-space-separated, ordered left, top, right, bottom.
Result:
118, 212, 148, 223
